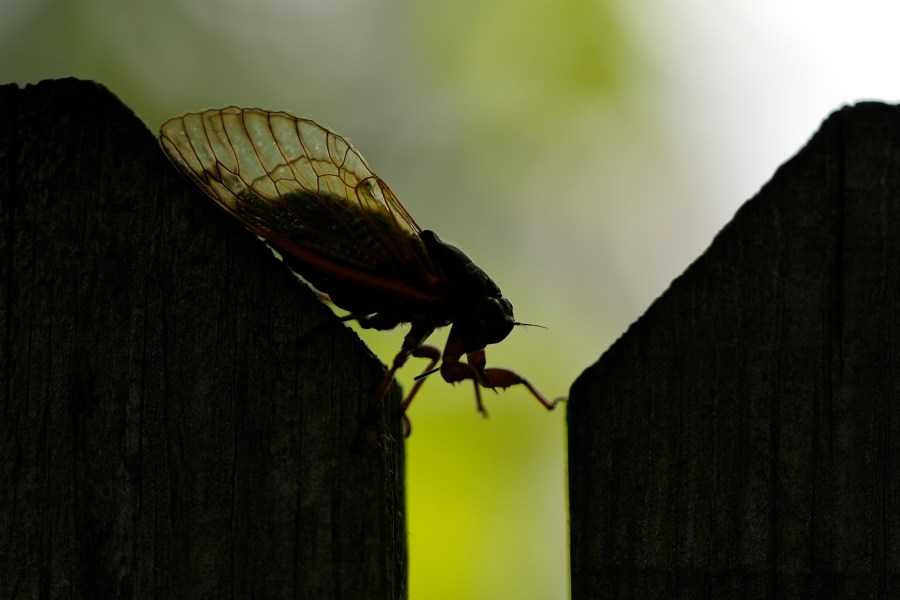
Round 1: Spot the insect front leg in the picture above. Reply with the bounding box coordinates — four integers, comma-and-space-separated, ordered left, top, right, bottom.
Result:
439, 347, 560, 415
478, 365, 559, 411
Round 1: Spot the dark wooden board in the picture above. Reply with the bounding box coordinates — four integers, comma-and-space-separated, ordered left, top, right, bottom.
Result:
0, 78, 406, 600
569, 103, 900, 599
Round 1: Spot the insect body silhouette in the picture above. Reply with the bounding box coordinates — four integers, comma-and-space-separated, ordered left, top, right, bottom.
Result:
159, 107, 558, 424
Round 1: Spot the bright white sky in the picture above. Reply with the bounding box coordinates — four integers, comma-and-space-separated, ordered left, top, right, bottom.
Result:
612, 0, 900, 309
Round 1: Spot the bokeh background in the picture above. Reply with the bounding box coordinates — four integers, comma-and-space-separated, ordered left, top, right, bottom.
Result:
3, 0, 899, 597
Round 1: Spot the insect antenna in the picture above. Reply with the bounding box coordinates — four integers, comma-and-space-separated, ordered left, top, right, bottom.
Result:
514, 321, 546, 329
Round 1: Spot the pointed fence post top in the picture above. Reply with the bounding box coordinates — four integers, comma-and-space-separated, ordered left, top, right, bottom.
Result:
569, 102, 900, 598
0, 78, 407, 600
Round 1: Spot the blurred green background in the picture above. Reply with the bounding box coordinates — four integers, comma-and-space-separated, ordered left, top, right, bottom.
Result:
3, 0, 899, 597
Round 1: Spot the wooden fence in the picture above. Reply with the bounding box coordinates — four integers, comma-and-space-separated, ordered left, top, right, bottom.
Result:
3, 78, 899, 598
0, 78, 405, 599
569, 100, 900, 598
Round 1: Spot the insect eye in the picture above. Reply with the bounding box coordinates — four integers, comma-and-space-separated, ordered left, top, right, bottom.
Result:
474, 297, 515, 346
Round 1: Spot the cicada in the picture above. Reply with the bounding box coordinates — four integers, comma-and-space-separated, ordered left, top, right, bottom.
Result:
158, 107, 558, 424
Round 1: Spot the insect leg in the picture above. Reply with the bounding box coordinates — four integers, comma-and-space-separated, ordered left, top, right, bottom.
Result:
371, 323, 436, 409
439, 347, 559, 413
477, 367, 559, 411
472, 378, 487, 416
401, 345, 441, 412
432, 335, 486, 416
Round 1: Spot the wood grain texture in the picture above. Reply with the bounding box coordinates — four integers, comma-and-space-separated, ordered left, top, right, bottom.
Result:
569, 103, 900, 599
0, 78, 406, 599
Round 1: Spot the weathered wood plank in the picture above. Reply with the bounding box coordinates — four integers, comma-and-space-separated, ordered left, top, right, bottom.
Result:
0, 78, 406, 599
569, 103, 900, 599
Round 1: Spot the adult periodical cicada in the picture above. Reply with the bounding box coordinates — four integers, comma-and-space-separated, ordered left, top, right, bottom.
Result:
158, 107, 558, 426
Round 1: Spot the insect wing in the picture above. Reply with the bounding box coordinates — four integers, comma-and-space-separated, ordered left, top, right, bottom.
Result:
159, 107, 440, 302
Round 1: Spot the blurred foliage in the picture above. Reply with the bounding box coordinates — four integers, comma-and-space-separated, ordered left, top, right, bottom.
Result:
402, 0, 640, 123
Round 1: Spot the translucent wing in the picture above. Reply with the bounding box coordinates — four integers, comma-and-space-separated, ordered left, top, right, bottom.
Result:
159, 107, 441, 304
